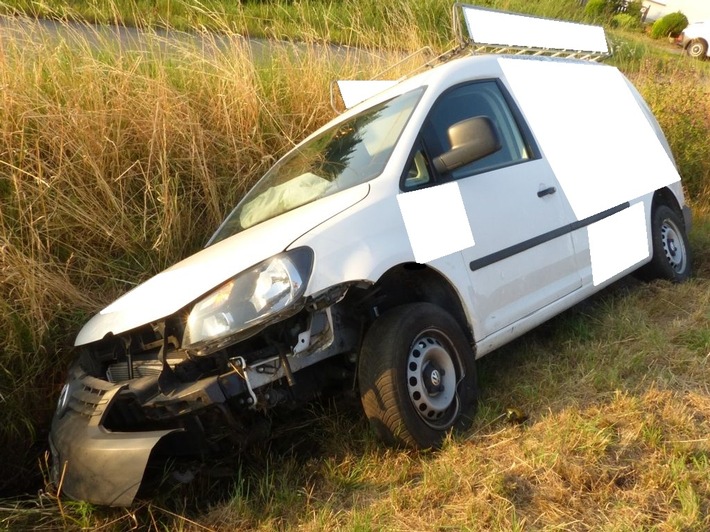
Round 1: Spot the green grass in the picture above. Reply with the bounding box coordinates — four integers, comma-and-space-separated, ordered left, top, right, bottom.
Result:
3, 263, 710, 529
1, 0, 710, 529
0, 0, 588, 44
0, 17, 381, 499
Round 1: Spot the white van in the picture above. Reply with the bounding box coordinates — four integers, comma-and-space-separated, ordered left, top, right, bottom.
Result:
49, 5, 692, 506
676, 20, 710, 59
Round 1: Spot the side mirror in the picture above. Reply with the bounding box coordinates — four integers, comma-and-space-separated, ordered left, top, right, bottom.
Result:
433, 116, 502, 174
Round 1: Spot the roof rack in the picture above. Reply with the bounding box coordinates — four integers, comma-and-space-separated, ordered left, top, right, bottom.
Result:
332, 3, 611, 111
453, 3, 611, 61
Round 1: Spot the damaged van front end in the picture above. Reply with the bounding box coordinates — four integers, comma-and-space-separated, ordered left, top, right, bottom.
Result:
49, 243, 361, 506
49, 84, 425, 506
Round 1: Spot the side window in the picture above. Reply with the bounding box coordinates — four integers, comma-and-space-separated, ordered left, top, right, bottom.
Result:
425, 81, 531, 180
404, 145, 432, 189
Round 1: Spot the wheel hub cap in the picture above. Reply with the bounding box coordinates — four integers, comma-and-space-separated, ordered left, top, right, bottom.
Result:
406, 334, 459, 428
429, 368, 441, 388
423, 364, 444, 394
661, 219, 686, 272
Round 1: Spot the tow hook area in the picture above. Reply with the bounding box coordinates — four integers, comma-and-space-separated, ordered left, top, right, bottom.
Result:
229, 356, 258, 406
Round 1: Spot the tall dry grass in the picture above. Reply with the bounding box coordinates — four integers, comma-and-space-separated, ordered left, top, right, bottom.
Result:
0, 18, 409, 495
629, 60, 710, 206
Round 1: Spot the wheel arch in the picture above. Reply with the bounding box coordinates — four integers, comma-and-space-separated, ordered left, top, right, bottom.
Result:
652, 187, 682, 217
348, 262, 475, 347
651, 185, 693, 232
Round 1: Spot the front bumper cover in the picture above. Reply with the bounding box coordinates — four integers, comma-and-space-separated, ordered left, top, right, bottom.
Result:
50, 372, 180, 506
50, 359, 253, 506
50, 413, 178, 507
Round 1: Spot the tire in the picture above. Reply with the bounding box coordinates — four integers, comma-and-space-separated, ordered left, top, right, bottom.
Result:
638, 204, 692, 282
686, 39, 708, 59
358, 302, 477, 449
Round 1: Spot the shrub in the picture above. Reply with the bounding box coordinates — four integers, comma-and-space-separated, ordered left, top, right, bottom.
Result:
585, 0, 613, 19
650, 11, 688, 39
584, 0, 640, 23
612, 13, 640, 30
621, 1, 643, 19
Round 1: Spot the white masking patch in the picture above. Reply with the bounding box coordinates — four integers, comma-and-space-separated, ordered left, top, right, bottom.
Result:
337, 80, 398, 109
500, 59, 680, 220
461, 5, 608, 55
397, 182, 475, 264
588, 202, 649, 286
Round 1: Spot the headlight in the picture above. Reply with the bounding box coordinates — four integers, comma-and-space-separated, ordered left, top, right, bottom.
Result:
183, 247, 313, 352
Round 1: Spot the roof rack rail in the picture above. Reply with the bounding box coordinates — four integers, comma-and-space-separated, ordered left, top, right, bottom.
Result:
453, 3, 611, 61
331, 4, 611, 111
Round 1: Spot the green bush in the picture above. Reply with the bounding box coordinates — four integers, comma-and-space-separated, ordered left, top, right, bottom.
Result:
584, 0, 640, 23
623, 1, 643, 19
585, 0, 613, 19
612, 13, 640, 30
650, 11, 688, 39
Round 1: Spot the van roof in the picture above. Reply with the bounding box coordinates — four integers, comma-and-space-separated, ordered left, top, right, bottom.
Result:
337, 53, 610, 114
336, 6, 611, 111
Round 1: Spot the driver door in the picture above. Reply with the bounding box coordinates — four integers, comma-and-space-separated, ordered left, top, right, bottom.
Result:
408, 80, 581, 340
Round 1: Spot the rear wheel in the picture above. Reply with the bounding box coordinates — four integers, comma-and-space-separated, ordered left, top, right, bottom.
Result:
638, 204, 691, 282
687, 39, 708, 59
358, 303, 477, 449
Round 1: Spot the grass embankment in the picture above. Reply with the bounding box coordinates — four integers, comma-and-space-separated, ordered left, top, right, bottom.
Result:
0, 19, 400, 497
1, 0, 710, 529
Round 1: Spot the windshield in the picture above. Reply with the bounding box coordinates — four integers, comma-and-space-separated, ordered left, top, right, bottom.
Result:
208, 88, 424, 245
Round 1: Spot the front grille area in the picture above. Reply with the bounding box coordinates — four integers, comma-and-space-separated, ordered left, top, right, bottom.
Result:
102, 394, 151, 431
68, 374, 117, 417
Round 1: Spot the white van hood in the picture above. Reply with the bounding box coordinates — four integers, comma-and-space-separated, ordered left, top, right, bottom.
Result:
75, 184, 370, 346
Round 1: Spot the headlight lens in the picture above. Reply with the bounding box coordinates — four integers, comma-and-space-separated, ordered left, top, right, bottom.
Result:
183, 247, 313, 351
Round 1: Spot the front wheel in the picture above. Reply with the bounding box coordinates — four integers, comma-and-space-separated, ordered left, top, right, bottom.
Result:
358, 303, 477, 449
638, 204, 692, 282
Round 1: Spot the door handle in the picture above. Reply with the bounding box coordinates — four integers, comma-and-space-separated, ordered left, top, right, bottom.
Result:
537, 186, 556, 198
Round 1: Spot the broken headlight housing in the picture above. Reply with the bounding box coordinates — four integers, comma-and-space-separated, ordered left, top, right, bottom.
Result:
183, 247, 314, 354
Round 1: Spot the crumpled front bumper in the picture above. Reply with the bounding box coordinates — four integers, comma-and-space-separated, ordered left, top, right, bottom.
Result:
49, 370, 179, 507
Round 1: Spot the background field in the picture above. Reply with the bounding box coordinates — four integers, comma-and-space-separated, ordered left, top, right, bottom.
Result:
0, 0, 709, 529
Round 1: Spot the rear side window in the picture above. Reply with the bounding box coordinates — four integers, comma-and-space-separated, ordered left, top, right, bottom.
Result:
424, 80, 533, 180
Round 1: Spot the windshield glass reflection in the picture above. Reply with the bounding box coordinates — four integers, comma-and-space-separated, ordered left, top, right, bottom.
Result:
208, 88, 423, 245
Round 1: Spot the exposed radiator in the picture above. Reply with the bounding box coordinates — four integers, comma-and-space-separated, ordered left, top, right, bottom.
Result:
106, 359, 181, 382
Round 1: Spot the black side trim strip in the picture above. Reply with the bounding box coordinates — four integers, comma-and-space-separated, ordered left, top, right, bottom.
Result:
469, 202, 630, 272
